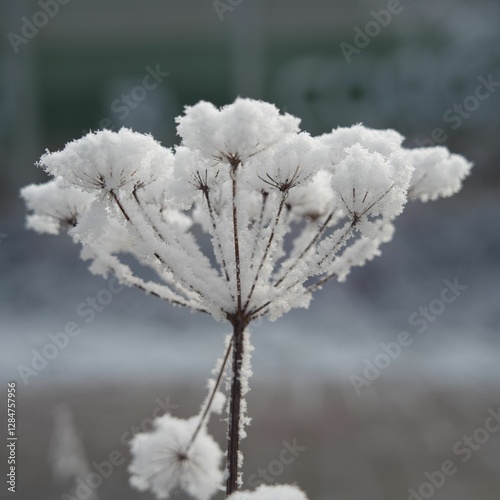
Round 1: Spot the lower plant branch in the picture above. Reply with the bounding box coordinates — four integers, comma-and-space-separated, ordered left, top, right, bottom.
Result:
187, 337, 233, 453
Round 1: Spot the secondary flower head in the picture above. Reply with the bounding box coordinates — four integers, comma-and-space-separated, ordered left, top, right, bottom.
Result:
247, 132, 329, 193
171, 146, 226, 210
286, 169, 336, 219
330, 144, 413, 225
21, 178, 94, 234
39, 128, 170, 194
407, 146, 473, 202
129, 414, 223, 500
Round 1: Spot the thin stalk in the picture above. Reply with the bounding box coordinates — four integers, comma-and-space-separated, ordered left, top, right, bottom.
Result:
249, 191, 268, 264
231, 171, 242, 312
274, 210, 334, 287
127, 192, 210, 305
204, 189, 231, 283
226, 317, 247, 495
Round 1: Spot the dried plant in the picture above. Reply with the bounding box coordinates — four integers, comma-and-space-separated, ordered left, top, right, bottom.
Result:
22, 98, 472, 498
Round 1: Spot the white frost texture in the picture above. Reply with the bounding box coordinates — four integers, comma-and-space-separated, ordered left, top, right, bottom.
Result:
227, 484, 309, 500
24, 98, 472, 323
128, 414, 223, 500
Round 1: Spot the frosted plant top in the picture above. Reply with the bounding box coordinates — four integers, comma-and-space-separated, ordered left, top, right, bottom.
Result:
22, 98, 473, 323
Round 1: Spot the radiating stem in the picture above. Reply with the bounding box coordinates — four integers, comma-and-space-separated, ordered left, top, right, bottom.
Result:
231, 171, 243, 312
243, 191, 287, 310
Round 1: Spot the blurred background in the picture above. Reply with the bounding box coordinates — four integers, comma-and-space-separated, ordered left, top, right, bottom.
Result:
0, 1, 499, 499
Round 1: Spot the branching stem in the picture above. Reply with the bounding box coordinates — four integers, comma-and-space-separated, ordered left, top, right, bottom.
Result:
243, 191, 288, 310
186, 338, 233, 453
231, 171, 243, 312
274, 210, 334, 287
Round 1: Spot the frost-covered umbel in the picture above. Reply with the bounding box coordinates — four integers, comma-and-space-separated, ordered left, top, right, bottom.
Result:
22, 98, 472, 497
21, 100, 471, 322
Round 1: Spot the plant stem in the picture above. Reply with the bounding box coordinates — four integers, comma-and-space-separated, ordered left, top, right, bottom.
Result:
226, 316, 247, 495
186, 337, 233, 453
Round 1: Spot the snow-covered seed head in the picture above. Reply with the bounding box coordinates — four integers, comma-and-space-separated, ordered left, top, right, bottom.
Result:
171, 146, 225, 210
407, 146, 473, 202
129, 414, 223, 500
176, 98, 300, 165
248, 132, 329, 194
331, 144, 413, 225
21, 178, 94, 235
320, 123, 405, 167
286, 169, 336, 220
39, 128, 169, 194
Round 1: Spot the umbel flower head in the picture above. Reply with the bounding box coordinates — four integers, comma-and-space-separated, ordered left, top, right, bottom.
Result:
38, 128, 169, 193
22, 98, 472, 323
21, 178, 93, 235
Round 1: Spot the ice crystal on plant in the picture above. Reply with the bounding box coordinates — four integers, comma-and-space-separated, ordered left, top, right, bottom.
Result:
22, 97, 473, 498
23, 99, 472, 323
